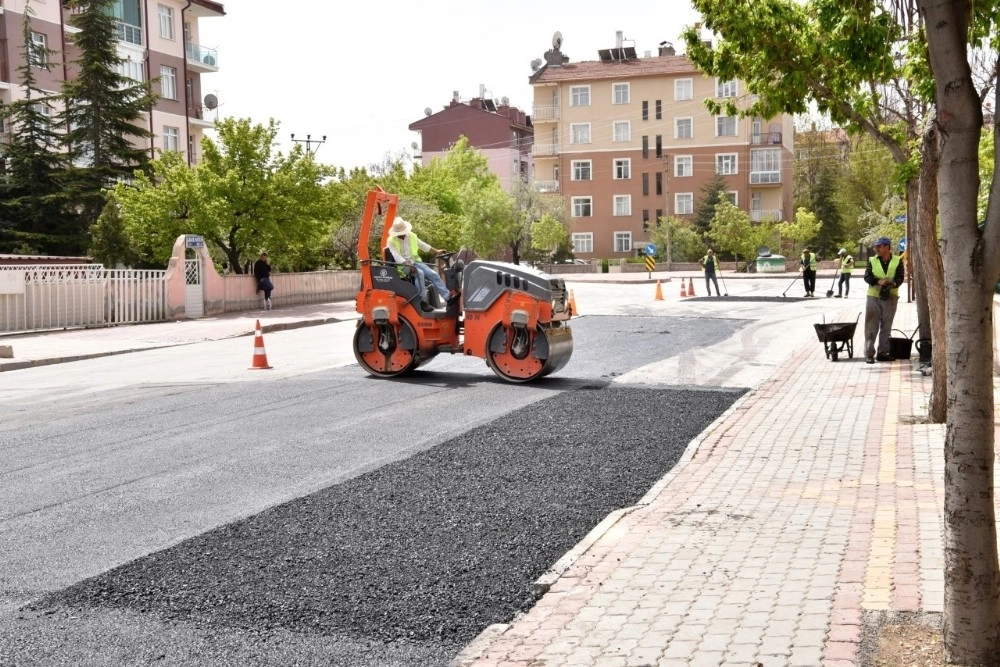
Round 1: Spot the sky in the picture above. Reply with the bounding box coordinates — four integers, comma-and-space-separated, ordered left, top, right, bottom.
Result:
197, 0, 703, 171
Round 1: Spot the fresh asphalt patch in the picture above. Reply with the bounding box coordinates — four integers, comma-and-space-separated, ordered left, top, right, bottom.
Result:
12, 384, 746, 667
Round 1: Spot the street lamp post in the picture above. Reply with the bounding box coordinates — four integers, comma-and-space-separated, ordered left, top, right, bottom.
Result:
290, 133, 327, 156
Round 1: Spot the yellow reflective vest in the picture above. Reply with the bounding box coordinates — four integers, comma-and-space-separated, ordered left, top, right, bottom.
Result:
867, 255, 902, 298
840, 255, 854, 274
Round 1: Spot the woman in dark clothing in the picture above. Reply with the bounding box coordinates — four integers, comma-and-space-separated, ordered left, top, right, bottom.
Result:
253, 252, 273, 310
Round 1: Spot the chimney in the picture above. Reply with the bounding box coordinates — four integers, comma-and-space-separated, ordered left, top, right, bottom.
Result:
615, 30, 623, 48
479, 83, 486, 99
452, 90, 460, 102
658, 42, 676, 56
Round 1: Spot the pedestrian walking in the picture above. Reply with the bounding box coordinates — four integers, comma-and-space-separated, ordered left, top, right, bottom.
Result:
254, 252, 274, 310
699, 248, 722, 296
835, 248, 854, 298
800, 247, 817, 297
863, 237, 905, 363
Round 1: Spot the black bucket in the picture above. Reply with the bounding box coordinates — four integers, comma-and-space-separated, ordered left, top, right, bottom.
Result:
889, 328, 916, 360
915, 338, 932, 363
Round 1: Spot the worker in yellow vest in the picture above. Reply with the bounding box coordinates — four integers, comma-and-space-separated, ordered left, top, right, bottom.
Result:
800, 247, 817, 297
834, 248, 854, 298
863, 237, 905, 363
386, 217, 450, 307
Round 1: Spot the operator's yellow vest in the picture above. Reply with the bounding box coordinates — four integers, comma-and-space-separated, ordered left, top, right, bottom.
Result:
389, 234, 422, 262
867, 255, 901, 297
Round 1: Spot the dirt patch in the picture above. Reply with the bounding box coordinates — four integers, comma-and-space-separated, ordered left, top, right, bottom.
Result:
861, 611, 944, 666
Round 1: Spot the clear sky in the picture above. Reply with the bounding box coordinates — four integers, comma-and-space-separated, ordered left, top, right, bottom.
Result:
197, 1, 703, 170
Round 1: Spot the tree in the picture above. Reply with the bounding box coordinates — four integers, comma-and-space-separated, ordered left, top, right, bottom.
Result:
777, 207, 822, 255
110, 118, 331, 272
794, 127, 847, 256
685, 0, 950, 422
691, 172, 730, 241
651, 216, 704, 263
833, 134, 900, 248
708, 200, 780, 263
60, 0, 156, 233
530, 213, 568, 261
917, 0, 1000, 660
0, 8, 75, 254
459, 179, 517, 258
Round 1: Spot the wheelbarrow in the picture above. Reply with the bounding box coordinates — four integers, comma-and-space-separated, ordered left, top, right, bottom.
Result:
813, 313, 861, 362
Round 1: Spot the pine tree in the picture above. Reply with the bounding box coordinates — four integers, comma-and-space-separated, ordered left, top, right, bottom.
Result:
0, 6, 75, 254
691, 172, 730, 242
60, 0, 155, 233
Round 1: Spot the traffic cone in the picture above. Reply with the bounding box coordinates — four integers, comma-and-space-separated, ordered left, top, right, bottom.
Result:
680, 279, 687, 298
655, 280, 664, 301
249, 319, 272, 370
568, 289, 578, 316
687, 276, 696, 296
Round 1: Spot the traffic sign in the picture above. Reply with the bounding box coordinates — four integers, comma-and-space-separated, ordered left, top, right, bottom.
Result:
185, 235, 205, 248
898, 237, 907, 252
645, 243, 657, 256
644, 255, 656, 272
894, 214, 906, 223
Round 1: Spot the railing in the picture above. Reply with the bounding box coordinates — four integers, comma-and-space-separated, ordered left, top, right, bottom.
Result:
185, 42, 218, 68
750, 209, 783, 222
532, 105, 559, 121
535, 180, 560, 192
115, 21, 142, 46
751, 132, 782, 145
532, 143, 559, 157
0, 265, 168, 333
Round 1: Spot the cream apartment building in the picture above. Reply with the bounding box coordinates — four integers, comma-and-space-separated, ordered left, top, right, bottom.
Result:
0, 0, 224, 164
530, 35, 794, 259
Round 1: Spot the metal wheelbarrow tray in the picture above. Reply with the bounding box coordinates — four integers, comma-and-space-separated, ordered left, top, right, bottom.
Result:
813, 313, 861, 362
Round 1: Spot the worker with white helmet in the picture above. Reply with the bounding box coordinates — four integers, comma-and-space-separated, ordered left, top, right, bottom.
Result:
835, 247, 855, 298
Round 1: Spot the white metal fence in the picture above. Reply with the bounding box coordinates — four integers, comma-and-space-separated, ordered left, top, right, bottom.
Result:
0, 265, 168, 334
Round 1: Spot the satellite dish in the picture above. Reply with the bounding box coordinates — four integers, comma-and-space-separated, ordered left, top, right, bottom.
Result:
530, 58, 542, 72
411, 141, 418, 150
552, 31, 563, 50
501, 96, 509, 106
424, 107, 432, 116
203, 93, 218, 110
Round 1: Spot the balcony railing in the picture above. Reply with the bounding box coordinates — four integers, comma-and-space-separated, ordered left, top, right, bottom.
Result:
116, 21, 142, 46
532, 143, 559, 157
751, 131, 782, 145
185, 43, 219, 68
750, 171, 781, 185
532, 105, 559, 121
534, 180, 560, 193
750, 209, 782, 222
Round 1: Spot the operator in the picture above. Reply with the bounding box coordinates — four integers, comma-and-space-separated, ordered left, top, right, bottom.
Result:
863, 237, 905, 364
835, 247, 854, 298
385, 217, 451, 307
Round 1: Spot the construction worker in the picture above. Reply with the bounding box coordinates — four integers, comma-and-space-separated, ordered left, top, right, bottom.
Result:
835, 248, 855, 298
699, 248, 722, 296
800, 247, 818, 297
386, 217, 450, 307
863, 237, 905, 364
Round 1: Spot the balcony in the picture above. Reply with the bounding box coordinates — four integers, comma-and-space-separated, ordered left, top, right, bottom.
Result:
186, 43, 219, 73
750, 171, 781, 185
116, 21, 142, 46
750, 209, 782, 222
532, 143, 559, 157
535, 180, 560, 193
188, 104, 215, 128
532, 105, 559, 122
751, 131, 782, 145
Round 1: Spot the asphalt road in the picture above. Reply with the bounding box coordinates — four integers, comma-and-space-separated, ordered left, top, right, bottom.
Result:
0, 282, 834, 666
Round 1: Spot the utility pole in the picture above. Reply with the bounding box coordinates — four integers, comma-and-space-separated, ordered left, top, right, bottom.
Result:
290, 133, 326, 156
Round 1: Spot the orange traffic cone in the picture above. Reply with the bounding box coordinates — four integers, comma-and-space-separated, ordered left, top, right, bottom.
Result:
568, 289, 578, 316
655, 280, 664, 301
249, 319, 272, 370
680, 279, 687, 298
687, 276, 696, 296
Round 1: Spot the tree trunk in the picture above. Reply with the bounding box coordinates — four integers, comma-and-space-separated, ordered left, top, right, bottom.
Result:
919, 0, 1000, 661
915, 132, 947, 422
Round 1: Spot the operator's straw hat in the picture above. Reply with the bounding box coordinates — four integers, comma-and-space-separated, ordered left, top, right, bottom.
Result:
390, 217, 412, 236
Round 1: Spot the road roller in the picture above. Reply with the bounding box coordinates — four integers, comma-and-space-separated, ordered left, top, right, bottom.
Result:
353, 188, 574, 383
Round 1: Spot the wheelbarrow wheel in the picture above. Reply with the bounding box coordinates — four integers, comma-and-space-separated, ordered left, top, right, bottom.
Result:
831, 349, 839, 361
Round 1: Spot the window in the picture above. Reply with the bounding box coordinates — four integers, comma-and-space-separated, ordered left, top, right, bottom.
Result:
117, 57, 144, 82
751, 148, 782, 183
655, 135, 662, 158
570, 85, 590, 107
613, 121, 630, 143
641, 101, 648, 121
642, 136, 649, 159
717, 78, 737, 98
675, 117, 693, 139
158, 4, 175, 39
675, 193, 694, 215
570, 123, 591, 144
614, 232, 632, 253
716, 153, 738, 175
656, 208, 663, 224
655, 99, 662, 119
162, 126, 179, 151
751, 192, 762, 211
716, 116, 737, 137
30, 102, 53, 118
160, 65, 177, 99
675, 79, 693, 101
572, 196, 593, 217
724, 191, 738, 205
642, 210, 650, 231
656, 172, 663, 196
613, 158, 631, 180
613, 83, 630, 104
642, 173, 649, 195
675, 155, 693, 177
571, 160, 592, 181
29, 32, 47, 67
613, 196, 631, 216
572, 233, 593, 254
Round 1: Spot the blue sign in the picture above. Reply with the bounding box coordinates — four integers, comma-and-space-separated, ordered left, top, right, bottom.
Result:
898, 237, 907, 252
185, 235, 205, 248
645, 243, 657, 256
894, 214, 906, 223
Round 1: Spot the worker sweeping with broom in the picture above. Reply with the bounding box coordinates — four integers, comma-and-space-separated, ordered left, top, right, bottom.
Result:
833, 248, 854, 298
699, 248, 722, 297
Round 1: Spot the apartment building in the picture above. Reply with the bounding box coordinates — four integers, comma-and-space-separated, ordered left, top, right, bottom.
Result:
409, 87, 533, 192
530, 33, 794, 259
0, 0, 224, 164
